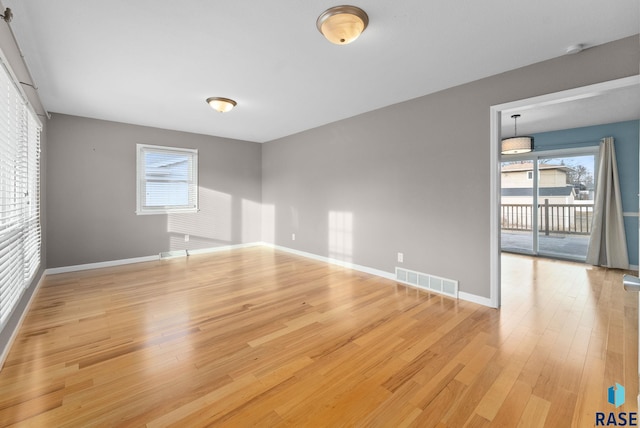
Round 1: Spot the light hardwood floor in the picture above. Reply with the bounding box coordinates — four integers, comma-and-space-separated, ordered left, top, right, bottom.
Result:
0, 247, 636, 427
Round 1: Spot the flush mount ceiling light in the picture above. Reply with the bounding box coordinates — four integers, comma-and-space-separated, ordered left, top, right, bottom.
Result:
501, 114, 533, 155
316, 5, 368, 45
206, 97, 237, 113
565, 44, 584, 55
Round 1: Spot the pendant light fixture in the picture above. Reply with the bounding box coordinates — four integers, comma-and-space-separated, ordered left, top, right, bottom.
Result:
206, 97, 237, 113
317, 5, 368, 45
501, 114, 533, 154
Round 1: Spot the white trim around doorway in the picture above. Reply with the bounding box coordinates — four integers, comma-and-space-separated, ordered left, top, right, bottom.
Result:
489, 75, 640, 309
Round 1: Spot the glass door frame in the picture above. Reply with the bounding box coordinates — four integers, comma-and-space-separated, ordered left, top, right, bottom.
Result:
500, 145, 599, 258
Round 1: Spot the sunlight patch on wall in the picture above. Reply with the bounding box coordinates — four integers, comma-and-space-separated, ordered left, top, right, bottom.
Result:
329, 211, 353, 263
262, 204, 275, 244
168, 188, 232, 249
242, 199, 262, 243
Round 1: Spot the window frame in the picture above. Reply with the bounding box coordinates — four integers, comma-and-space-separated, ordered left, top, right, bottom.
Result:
136, 144, 199, 215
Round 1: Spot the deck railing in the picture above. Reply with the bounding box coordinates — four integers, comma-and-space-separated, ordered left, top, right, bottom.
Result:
501, 199, 594, 235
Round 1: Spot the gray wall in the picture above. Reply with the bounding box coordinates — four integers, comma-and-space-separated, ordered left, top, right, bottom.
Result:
262, 35, 640, 299
46, 114, 262, 267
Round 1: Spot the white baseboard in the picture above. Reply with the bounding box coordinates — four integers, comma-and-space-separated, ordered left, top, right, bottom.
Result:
188, 242, 262, 255
45, 242, 265, 275
458, 291, 494, 308
46, 255, 160, 275
263, 243, 396, 281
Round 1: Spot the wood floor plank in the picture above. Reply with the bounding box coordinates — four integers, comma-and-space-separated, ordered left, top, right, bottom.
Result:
517, 394, 551, 428
572, 356, 606, 428
489, 380, 533, 427
0, 248, 636, 426
474, 331, 539, 421
411, 378, 468, 427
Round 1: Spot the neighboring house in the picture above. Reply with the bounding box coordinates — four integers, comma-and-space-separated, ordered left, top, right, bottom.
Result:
501, 162, 576, 205
500, 162, 590, 233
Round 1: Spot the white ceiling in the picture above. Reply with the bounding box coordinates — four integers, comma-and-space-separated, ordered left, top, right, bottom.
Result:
3, 0, 639, 143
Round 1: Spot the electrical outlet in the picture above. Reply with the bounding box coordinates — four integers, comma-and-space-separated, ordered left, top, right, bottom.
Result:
184, 234, 190, 242
292, 233, 296, 241
397, 252, 404, 263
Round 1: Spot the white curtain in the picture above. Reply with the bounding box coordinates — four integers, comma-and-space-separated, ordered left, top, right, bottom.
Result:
586, 137, 629, 269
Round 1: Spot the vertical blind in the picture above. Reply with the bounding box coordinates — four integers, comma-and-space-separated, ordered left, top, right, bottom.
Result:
0, 58, 41, 330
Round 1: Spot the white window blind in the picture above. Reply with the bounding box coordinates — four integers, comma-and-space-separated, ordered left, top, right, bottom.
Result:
0, 58, 42, 330
24, 114, 41, 281
136, 144, 198, 215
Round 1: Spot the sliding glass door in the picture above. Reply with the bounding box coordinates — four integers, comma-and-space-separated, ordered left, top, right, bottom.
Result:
500, 161, 535, 254
536, 154, 595, 260
501, 148, 597, 261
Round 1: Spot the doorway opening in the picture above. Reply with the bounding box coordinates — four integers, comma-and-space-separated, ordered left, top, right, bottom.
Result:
489, 75, 640, 308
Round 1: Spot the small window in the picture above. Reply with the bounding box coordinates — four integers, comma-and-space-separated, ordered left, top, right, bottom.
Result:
136, 144, 198, 215
527, 171, 533, 180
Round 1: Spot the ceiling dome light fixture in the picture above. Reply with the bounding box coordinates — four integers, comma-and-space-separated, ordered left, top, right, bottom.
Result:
502, 114, 533, 155
317, 5, 368, 45
565, 44, 584, 55
206, 97, 237, 113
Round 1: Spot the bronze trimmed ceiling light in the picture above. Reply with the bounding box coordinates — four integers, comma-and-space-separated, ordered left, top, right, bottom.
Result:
206, 97, 237, 113
316, 5, 368, 45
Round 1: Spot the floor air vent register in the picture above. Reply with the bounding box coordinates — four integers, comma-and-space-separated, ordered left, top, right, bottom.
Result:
395, 267, 458, 299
